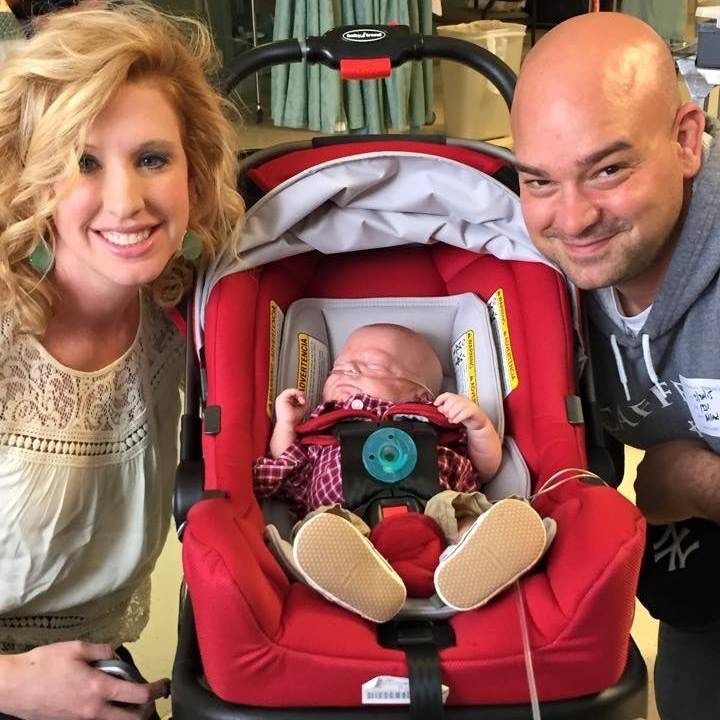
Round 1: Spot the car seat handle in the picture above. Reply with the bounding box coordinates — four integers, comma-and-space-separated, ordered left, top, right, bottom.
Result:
218, 24, 515, 111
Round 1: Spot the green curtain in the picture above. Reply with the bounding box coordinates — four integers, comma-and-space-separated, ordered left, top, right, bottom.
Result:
150, 0, 238, 68
271, 0, 433, 134
621, 0, 688, 43
0, 11, 23, 42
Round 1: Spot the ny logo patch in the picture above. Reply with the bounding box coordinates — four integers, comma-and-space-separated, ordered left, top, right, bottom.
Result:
653, 523, 701, 572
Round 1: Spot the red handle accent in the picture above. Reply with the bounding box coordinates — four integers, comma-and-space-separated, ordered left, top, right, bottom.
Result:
381, 505, 410, 519
340, 57, 392, 80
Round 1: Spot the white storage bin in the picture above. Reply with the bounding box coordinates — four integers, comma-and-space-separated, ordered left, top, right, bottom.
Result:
437, 20, 526, 140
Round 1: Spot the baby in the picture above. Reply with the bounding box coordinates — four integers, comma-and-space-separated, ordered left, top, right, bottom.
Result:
254, 323, 553, 622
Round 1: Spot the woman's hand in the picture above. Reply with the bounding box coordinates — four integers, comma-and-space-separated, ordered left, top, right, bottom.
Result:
0, 641, 168, 720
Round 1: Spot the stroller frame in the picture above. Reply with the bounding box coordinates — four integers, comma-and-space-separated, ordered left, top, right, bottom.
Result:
172, 26, 649, 720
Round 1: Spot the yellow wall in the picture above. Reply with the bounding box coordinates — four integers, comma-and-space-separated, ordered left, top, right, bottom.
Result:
128, 533, 183, 718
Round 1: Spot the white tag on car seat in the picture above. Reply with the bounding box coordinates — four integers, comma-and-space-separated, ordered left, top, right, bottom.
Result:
361, 675, 449, 705
679, 375, 720, 437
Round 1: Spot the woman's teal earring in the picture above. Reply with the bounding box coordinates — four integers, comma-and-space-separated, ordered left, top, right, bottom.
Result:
28, 239, 54, 274
181, 230, 202, 261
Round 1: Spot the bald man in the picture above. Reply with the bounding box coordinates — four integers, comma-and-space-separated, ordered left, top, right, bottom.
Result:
511, 12, 720, 720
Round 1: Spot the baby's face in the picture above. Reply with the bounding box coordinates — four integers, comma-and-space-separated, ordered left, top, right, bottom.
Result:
322, 327, 434, 404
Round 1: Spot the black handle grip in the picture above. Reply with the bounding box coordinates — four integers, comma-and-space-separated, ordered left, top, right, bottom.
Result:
218, 24, 515, 110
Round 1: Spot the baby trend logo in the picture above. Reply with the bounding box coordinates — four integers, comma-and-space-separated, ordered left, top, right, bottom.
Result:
342, 29, 387, 42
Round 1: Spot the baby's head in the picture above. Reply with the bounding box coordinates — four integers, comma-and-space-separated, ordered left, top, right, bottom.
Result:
322, 324, 443, 404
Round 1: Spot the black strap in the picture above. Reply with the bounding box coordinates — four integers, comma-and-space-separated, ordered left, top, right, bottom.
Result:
377, 620, 455, 720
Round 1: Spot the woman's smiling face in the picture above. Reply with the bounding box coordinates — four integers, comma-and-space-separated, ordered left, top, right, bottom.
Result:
52, 80, 190, 301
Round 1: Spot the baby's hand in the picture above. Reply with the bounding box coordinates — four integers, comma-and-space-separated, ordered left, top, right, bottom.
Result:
275, 388, 307, 426
434, 392, 491, 430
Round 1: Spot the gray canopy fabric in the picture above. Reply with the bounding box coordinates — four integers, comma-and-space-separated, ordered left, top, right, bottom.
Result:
271, 0, 433, 134
194, 150, 560, 352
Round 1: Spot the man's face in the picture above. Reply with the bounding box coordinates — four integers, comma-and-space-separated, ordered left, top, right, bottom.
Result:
513, 96, 687, 295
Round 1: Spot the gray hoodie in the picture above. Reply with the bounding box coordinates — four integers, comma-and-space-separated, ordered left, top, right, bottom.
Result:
587, 133, 720, 454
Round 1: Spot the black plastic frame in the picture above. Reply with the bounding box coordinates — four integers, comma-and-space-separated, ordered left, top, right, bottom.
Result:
218, 25, 516, 111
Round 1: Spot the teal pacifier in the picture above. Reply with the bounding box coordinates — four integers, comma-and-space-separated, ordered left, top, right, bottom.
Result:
362, 427, 417, 483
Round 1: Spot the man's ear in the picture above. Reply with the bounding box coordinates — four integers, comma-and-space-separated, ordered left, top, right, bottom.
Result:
675, 102, 706, 179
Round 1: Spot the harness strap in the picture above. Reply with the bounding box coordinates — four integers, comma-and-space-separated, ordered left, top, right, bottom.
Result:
295, 402, 460, 436
299, 429, 462, 447
377, 620, 455, 720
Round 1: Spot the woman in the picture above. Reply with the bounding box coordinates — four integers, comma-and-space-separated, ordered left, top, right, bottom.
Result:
0, 2, 244, 718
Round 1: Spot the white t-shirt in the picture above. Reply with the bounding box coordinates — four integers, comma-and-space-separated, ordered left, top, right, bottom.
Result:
0, 296, 183, 652
598, 286, 652, 336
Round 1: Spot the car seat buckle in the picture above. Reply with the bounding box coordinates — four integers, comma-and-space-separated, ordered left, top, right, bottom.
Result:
380, 503, 410, 519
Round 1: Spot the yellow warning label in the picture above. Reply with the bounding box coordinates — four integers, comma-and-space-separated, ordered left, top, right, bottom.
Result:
266, 301, 284, 417
465, 330, 479, 404
465, 330, 477, 402
488, 288, 519, 396
450, 330, 479, 405
296, 332, 311, 392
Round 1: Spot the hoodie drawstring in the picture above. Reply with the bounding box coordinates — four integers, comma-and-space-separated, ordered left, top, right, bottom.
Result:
609, 333, 667, 402
642, 333, 668, 398
610, 334, 631, 402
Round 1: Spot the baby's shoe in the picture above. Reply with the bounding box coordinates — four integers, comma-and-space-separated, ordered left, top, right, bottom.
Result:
293, 512, 406, 623
434, 498, 549, 611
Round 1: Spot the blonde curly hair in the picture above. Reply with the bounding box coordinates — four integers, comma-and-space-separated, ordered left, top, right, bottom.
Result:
0, 0, 245, 334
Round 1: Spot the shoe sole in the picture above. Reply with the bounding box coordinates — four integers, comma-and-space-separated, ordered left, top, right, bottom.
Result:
434, 498, 547, 611
293, 512, 406, 623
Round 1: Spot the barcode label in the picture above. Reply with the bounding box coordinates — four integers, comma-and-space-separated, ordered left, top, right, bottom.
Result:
365, 691, 410, 701
361, 676, 449, 705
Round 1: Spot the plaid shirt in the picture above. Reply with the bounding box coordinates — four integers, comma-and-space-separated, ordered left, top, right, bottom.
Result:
253, 394, 479, 519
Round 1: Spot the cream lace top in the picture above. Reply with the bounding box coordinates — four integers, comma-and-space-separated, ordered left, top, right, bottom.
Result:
0, 297, 183, 652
